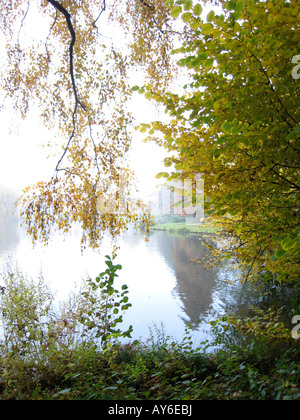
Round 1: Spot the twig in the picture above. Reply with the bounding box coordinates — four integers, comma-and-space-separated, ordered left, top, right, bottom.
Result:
46, 0, 88, 173
17, 0, 30, 44
45, 10, 58, 62
47, 0, 86, 111
54, 104, 78, 173
93, 0, 106, 31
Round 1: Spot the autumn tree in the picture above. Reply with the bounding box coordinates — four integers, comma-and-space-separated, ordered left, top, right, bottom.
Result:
2, 0, 298, 283
140, 0, 300, 282
0, 0, 184, 249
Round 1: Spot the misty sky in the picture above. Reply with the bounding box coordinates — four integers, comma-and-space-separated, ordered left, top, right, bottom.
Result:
0, 3, 171, 198
0, 95, 167, 202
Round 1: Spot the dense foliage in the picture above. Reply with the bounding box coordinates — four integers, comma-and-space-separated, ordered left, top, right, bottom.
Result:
1, 0, 177, 248
1, 0, 298, 282
139, 0, 300, 283
0, 0, 299, 401
0, 264, 299, 400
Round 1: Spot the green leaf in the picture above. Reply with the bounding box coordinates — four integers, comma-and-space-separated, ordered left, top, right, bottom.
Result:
227, 0, 237, 11
189, 19, 201, 29
171, 6, 182, 18
165, 0, 174, 8
203, 58, 214, 68
281, 237, 297, 251
131, 85, 139, 91
275, 249, 287, 259
53, 388, 71, 397
222, 121, 232, 133
235, 0, 245, 12
190, 57, 202, 68
216, 135, 228, 145
198, 52, 208, 59
231, 126, 240, 135
184, 0, 193, 11
193, 3, 202, 16
201, 23, 214, 35
156, 172, 169, 179
181, 12, 192, 22
206, 10, 215, 22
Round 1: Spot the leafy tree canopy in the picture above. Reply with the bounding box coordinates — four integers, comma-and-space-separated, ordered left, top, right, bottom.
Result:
140, 0, 300, 282
1, 0, 299, 284
0, 0, 185, 248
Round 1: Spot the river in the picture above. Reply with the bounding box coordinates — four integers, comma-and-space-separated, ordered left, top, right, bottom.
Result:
0, 218, 255, 347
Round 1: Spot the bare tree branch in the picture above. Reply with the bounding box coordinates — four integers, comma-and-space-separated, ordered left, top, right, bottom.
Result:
93, 0, 106, 31
47, 0, 86, 111
54, 105, 78, 173
46, 0, 88, 174
17, 0, 30, 44
45, 10, 58, 62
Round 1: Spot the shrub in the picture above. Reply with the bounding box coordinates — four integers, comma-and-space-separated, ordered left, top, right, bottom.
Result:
0, 255, 133, 398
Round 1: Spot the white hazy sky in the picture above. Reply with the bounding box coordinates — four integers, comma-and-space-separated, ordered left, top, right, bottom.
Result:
0, 1, 220, 197
0, 1, 170, 197
0, 110, 53, 192
0, 97, 167, 202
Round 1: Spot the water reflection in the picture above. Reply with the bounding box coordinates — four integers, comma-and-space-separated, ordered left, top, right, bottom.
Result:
0, 220, 253, 344
0, 219, 20, 254
148, 232, 219, 328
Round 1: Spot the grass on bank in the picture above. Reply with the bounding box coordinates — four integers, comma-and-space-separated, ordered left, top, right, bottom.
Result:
150, 221, 217, 234
0, 259, 299, 400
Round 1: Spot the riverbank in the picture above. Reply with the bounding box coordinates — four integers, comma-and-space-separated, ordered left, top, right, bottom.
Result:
0, 323, 299, 400
150, 222, 217, 235
0, 253, 299, 400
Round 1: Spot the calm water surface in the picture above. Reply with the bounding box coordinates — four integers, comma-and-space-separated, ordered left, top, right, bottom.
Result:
0, 219, 254, 346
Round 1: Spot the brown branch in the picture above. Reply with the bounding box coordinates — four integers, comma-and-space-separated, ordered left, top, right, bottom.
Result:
47, 0, 86, 111
139, 0, 155, 11
17, 0, 30, 44
93, 0, 106, 30
243, 151, 300, 191
54, 104, 78, 173
46, 0, 88, 174
45, 10, 58, 62
138, 0, 165, 35
244, 46, 297, 127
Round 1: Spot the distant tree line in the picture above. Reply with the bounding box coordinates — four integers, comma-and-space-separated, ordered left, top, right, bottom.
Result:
0, 187, 19, 222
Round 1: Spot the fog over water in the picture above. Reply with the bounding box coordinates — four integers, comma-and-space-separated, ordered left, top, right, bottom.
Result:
0, 214, 254, 345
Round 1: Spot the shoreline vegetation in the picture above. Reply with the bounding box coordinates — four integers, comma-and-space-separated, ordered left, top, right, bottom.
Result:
150, 222, 217, 235
0, 255, 299, 400
149, 219, 219, 235
0, 0, 298, 402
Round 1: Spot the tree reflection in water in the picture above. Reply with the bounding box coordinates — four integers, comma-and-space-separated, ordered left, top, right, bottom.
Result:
149, 231, 220, 329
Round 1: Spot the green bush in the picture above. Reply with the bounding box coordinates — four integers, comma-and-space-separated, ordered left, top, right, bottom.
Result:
0, 256, 133, 398
0, 259, 299, 400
